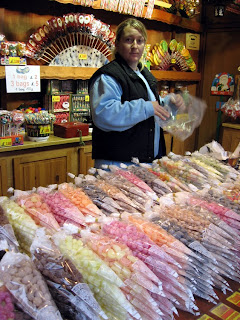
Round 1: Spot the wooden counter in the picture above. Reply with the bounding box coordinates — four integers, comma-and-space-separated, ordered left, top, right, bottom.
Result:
220, 122, 240, 153
0, 134, 92, 153
0, 134, 94, 196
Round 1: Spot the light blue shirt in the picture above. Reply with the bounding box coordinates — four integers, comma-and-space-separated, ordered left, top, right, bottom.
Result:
89, 71, 171, 168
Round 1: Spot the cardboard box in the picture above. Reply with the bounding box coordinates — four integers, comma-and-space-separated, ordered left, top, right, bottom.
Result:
53, 122, 89, 138
0, 135, 24, 147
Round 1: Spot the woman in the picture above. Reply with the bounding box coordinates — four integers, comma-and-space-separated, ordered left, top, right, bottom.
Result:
89, 18, 185, 168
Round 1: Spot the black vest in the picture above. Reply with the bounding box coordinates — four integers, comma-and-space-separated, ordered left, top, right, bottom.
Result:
88, 55, 166, 162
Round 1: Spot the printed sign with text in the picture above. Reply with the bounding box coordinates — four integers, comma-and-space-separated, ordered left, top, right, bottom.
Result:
5, 65, 40, 93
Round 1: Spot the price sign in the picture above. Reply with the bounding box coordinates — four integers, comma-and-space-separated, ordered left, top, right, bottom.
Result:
79, 53, 87, 60
5, 65, 41, 93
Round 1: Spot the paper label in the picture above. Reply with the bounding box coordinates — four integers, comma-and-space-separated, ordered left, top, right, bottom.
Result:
39, 125, 50, 134
227, 292, 240, 307
0, 138, 12, 147
52, 95, 60, 102
211, 303, 240, 319
186, 33, 200, 50
9, 57, 21, 65
79, 53, 87, 60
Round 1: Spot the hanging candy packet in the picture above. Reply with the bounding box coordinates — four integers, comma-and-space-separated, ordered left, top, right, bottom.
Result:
0, 251, 62, 320
155, 93, 207, 141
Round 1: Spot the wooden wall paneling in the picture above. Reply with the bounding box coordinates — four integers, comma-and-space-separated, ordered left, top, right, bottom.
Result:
0, 158, 8, 196
198, 29, 240, 149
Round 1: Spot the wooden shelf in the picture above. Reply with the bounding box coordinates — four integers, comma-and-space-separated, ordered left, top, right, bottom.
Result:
54, 0, 202, 33
0, 66, 98, 80
0, 66, 201, 82
151, 70, 201, 81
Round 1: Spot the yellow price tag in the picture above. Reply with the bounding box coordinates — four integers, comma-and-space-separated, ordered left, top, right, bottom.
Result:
9, 57, 20, 65
39, 125, 50, 134
170, 58, 176, 64
52, 96, 60, 102
0, 138, 12, 147
85, 95, 89, 102
79, 53, 87, 60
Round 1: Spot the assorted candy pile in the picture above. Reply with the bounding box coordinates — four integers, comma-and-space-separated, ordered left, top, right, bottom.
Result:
0, 151, 240, 319
221, 97, 240, 119
24, 111, 55, 125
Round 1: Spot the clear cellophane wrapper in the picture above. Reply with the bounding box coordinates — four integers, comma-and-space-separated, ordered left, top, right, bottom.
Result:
102, 219, 199, 315
0, 197, 39, 254
0, 251, 62, 320
75, 177, 124, 216
37, 186, 86, 228
156, 93, 207, 141
30, 228, 104, 320
0, 201, 19, 253
96, 169, 154, 211
53, 231, 139, 319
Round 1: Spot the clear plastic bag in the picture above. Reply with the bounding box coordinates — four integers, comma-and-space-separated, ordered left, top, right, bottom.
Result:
156, 93, 207, 141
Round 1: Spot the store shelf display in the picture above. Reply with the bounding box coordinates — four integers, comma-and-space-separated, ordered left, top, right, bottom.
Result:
25, 13, 115, 67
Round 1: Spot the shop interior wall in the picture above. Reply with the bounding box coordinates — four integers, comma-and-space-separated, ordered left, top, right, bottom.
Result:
197, 5, 240, 149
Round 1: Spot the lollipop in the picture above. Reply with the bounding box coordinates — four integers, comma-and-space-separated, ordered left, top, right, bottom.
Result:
12, 110, 24, 135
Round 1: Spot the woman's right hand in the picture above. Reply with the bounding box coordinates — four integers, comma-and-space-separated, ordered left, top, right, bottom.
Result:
152, 101, 170, 120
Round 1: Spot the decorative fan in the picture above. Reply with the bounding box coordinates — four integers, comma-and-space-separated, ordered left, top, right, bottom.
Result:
147, 39, 196, 71
25, 13, 115, 67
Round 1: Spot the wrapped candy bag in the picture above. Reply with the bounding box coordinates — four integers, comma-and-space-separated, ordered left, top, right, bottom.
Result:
0, 200, 19, 253
30, 228, 105, 320
53, 231, 139, 319
0, 197, 39, 254
15, 192, 60, 232
0, 284, 16, 320
108, 165, 158, 200
37, 186, 86, 228
58, 182, 103, 217
125, 164, 172, 197
0, 283, 34, 320
81, 230, 164, 320
82, 175, 144, 214
0, 251, 62, 320
149, 205, 230, 298
74, 175, 125, 216
96, 169, 154, 211
155, 93, 207, 141
149, 163, 191, 193
101, 219, 198, 316
158, 156, 208, 190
